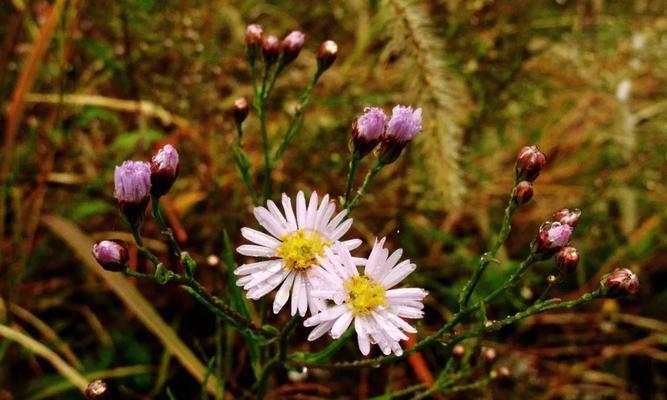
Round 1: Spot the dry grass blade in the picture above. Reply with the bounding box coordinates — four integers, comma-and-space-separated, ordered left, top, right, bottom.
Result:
0, 323, 88, 393
41, 214, 219, 394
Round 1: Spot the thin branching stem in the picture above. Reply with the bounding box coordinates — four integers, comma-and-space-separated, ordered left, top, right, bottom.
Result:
343, 155, 360, 205
151, 196, 182, 258
345, 159, 383, 211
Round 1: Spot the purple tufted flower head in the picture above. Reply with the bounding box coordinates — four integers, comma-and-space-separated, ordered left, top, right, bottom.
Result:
150, 145, 179, 197
114, 160, 151, 223
601, 268, 640, 297
352, 107, 387, 158
378, 105, 422, 164
92, 240, 128, 272
532, 221, 573, 260
282, 31, 305, 65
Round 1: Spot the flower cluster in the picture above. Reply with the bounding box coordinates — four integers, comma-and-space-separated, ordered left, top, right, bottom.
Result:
236, 191, 427, 356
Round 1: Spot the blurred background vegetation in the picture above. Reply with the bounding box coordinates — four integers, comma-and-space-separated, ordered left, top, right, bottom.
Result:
1, 0, 666, 398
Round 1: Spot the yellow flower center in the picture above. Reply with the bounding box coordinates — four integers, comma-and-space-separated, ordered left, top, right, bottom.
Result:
345, 275, 387, 316
277, 230, 328, 271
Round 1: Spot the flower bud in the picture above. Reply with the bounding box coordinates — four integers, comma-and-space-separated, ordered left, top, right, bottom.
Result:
85, 380, 110, 400
282, 30, 305, 65
317, 40, 338, 72
515, 145, 546, 182
114, 160, 151, 224
352, 107, 386, 158
245, 24, 263, 63
378, 105, 422, 165
150, 144, 179, 197
601, 268, 640, 297
262, 35, 281, 66
481, 347, 497, 362
553, 208, 581, 228
452, 344, 465, 359
513, 181, 533, 205
555, 246, 579, 275
233, 97, 249, 126
531, 221, 573, 260
547, 274, 558, 285
92, 240, 129, 272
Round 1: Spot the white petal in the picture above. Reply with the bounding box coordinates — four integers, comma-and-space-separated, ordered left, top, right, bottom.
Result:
296, 191, 307, 229
298, 274, 309, 316
381, 261, 416, 289
330, 310, 354, 339
237, 245, 276, 257
392, 305, 425, 319
291, 272, 303, 316
385, 248, 403, 270
305, 191, 319, 230
273, 271, 296, 314
267, 200, 289, 230
313, 194, 330, 229
316, 203, 336, 232
234, 260, 282, 276
241, 227, 281, 248
329, 218, 353, 241
307, 319, 335, 341
253, 207, 286, 238
281, 194, 298, 231
385, 288, 428, 301
372, 312, 407, 342
355, 317, 371, 355
303, 304, 348, 327
327, 210, 348, 231
342, 239, 362, 251
246, 269, 289, 299
384, 311, 418, 333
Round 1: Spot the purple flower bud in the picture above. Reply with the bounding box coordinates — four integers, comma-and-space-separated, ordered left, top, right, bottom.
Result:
532, 221, 573, 259
262, 35, 281, 66
245, 24, 263, 64
515, 145, 546, 182
114, 160, 151, 223
553, 208, 581, 229
282, 31, 305, 65
352, 107, 386, 158
233, 97, 249, 126
378, 105, 423, 164
317, 40, 338, 72
555, 246, 579, 275
513, 181, 534, 205
601, 268, 640, 296
92, 240, 128, 272
150, 145, 179, 197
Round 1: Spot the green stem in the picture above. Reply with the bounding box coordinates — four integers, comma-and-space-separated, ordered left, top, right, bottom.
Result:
345, 160, 383, 211
343, 155, 360, 205
231, 144, 259, 204
258, 64, 272, 202
458, 186, 518, 310
255, 315, 300, 399
271, 71, 323, 164
263, 61, 285, 102
151, 196, 182, 258
129, 223, 160, 266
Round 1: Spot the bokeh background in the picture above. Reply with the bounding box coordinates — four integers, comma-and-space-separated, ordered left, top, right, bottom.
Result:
1, 0, 666, 398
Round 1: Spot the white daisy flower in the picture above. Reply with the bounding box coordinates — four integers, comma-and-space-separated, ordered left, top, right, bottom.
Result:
236, 191, 362, 316
304, 239, 428, 356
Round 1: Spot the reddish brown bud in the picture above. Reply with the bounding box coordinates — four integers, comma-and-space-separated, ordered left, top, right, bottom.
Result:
262, 35, 281, 66
233, 97, 249, 126
317, 40, 338, 72
515, 145, 546, 182
497, 366, 511, 379
513, 181, 533, 205
282, 31, 305, 65
150, 145, 179, 197
553, 208, 582, 228
245, 24, 263, 46
555, 246, 579, 275
601, 268, 640, 297
85, 380, 110, 399
452, 344, 465, 359
547, 274, 558, 285
481, 347, 497, 362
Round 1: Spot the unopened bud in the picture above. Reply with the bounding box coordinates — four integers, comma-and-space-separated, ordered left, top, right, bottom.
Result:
233, 97, 249, 126
282, 31, 305, 65
547, 274, 558, 285
601, 268, 640, 297
317, 40, 338, 72
497, 366, 511, 380
513, 181, 533, 205
481, 347, 497, 362
555, 246, 579, 275
245, 24, 263, 64
553, 208, 582, 228
150, 144, 179, 197
515, 145, 546, 182
532, 221, 573, 260
262, 35, 281, 66
85, 380, 110, 400
92, 240, 128, 272
452, 344, 465, 359
352, 107, 386, 158
114, 160, 151, 224
378, 105, 423, 165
